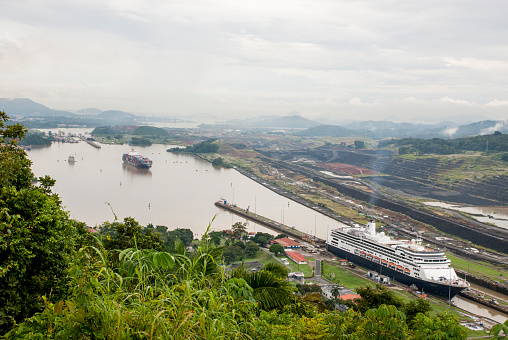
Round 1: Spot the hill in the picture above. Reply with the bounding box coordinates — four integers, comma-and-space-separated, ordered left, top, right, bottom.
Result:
294, 124, 362, 137
0, 98, 74, 117
132, 126, 169, 137
219, 115, 321, 129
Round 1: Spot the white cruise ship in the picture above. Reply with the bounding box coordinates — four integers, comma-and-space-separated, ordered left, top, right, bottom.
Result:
326, 221, 469, 297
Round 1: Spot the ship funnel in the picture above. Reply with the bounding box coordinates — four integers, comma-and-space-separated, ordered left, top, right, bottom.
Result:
367, 221, 376, 235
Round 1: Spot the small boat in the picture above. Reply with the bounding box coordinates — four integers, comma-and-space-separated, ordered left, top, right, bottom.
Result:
68, 155, 76, 163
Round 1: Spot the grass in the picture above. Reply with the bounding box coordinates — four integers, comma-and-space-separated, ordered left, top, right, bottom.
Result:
447, 252, 508, 279
321, 262, 371, 289
287, 261, 313, 277
231, 249, 279, 266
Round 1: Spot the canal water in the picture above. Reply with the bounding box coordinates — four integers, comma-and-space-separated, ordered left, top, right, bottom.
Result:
27, 135, 341, 239
424, 201, 508, 230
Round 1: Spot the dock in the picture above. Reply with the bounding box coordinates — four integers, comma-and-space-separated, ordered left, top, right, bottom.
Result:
214, 201, 326, 245
85, 140, 101, 148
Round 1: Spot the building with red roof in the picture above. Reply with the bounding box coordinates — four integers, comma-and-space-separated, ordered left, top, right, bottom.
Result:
273, 237, 301, 248
285, 251, 307, 264
339, 294, 360, 301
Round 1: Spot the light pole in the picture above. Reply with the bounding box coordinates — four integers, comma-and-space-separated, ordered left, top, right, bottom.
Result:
315, 215, 317, 238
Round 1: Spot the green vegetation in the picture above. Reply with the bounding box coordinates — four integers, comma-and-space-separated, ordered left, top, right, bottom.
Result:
132, 126, 169, 137
269, 243, 285, 256
168, 139, 219, 153
18, 132, 52, 146
381, 132, 508, 155
321, 262, 372, 289
91, 125, 117, 136
130, 136, 152, 146
447, 252, 508, 279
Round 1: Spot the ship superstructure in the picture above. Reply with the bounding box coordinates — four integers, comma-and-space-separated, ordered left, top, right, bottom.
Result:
327, 221, 469, 297
122, 149, 153, 168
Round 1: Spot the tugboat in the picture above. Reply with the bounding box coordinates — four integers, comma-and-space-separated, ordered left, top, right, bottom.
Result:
122, 149, 153, 168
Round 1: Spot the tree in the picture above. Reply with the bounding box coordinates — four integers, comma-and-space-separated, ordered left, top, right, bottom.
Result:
231, 222, 247, 240
269, 244, 285, 256
244, 241, 259, 258
257, 236, 268, 247
209, 231, 223, 246
347, 284, 403, 314
100, 217, 164, 262
354, 140, 365, 149
331, 285, 341, 300
223, 245, 244, 264
402, 298, 431, 325
274, 234, 288, 239
358, 304, 408, 339
212, 157, 224, 166
411, 312, 466, 339
0, 112, 77, 334
491, 319, 508, 339
251, 232, 273, 246
263, 262, 289, 279
296, 283, 322, 295
230, 266, 295, 311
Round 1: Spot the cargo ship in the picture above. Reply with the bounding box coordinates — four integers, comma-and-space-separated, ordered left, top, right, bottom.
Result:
327, 221, 469, 298
122, 149, 153, 168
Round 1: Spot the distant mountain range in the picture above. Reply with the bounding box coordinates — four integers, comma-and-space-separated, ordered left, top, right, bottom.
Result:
0, 98, 74, 117
1, 98, 137, 126
221, 115, 321, 129
296, 120, 508, 139
2, 98, 506, 139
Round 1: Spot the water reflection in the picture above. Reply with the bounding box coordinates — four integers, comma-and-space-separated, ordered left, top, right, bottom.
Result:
122, 163, 152, 176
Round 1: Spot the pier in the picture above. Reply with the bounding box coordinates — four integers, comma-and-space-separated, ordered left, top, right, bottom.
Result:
214, 201, 326, 245
85, 140, 101, 148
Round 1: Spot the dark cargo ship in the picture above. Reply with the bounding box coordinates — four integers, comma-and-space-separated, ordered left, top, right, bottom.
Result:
122, 149, 153, 168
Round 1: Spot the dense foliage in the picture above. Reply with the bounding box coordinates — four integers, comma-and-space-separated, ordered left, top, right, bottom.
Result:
0, 112, 77, 333
130, 136, 152, 146
381, 132, 508, 155
168, 139, 219, 153
132, 126, 169, 137
91, 126, 118, 136
18, 132, 53, 146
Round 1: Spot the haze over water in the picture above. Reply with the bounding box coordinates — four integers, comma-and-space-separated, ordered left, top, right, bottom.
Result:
28, 137, 341, 239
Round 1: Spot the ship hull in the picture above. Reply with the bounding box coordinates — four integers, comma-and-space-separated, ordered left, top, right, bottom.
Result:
326, 243, 466, 298
123, 159, 151, 168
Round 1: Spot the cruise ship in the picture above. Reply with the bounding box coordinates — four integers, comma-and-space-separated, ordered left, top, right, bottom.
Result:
326, 221, 469, 298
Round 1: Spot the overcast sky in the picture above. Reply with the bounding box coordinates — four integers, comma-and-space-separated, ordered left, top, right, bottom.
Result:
1, 0, 508, 123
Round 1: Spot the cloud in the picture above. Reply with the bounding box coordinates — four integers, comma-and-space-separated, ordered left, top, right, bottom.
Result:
440, 97, 474, 105
443, 126, 459, 137
480, 120, 507, 135
1, 0, 508, 122
486, 99, 508, 107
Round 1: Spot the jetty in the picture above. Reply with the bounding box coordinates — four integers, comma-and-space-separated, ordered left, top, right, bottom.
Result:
85, 140, 101, 149
214, 200, 326, 245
